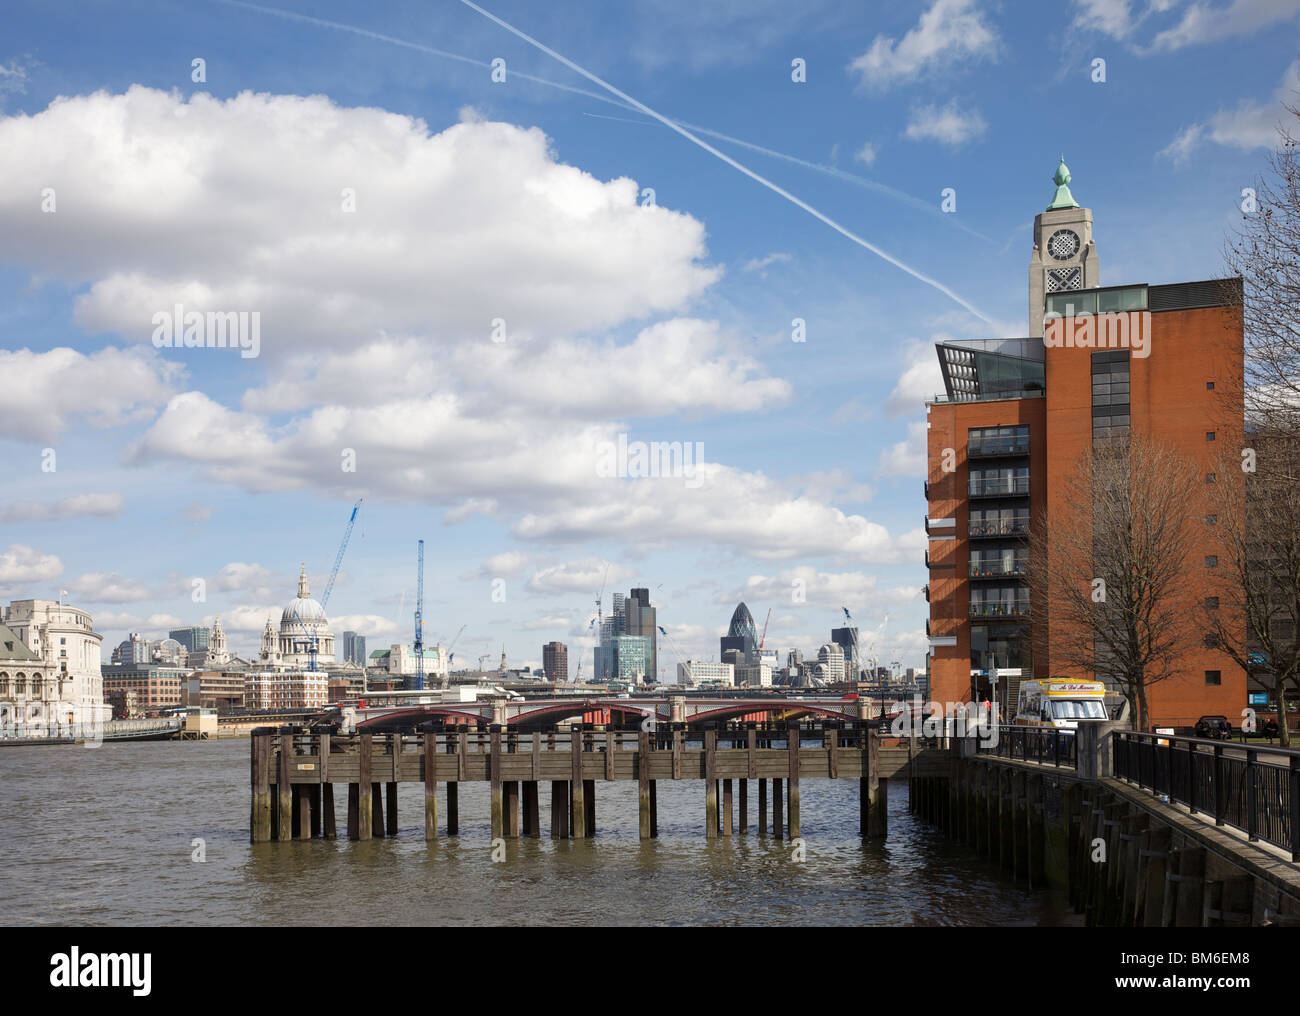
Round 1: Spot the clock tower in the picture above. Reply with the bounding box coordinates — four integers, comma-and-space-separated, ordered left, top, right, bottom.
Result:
1028, 156, 1098, 337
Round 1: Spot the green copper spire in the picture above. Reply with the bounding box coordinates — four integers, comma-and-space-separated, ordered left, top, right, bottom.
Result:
1046, 154, 1079, 210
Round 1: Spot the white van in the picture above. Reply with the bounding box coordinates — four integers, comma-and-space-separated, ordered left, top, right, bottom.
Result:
1014, 678, 1107, 730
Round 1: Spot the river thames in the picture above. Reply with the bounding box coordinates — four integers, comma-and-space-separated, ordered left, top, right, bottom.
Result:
0, 738, 1080, 926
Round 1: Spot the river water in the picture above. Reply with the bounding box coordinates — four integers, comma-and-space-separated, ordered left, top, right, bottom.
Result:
0, 738, 1081, 926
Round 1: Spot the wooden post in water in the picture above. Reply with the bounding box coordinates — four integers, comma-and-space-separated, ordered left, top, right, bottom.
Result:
787, 721, 801, 841
250, 732, 272, 843
490, 726, 504, 841
347, 784, 359, 839
704, 729, 718, 839
371, 783, 385, 838
523, 781, 539, 838
650, 780, 658, 837
277, 732, 293, 841
723, 779, 734, 836
638, 729, 652, 840
551, 782, 569, 838
772, 777, 783, 841
570, 725, 586, 840
758, 777, 767, 834
446, 782, 459, 835
865, 726, 886, 840
295, 784, 311, 839
358, 730, 373, 840
424, 732, 439, 841
505, 782, 520, 838
386, 733, 399, 836
739, 779, 748, 834
318, 731, 332, 840
583, 780, 595, 836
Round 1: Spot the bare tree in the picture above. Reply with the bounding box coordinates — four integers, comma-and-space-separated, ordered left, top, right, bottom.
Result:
1224, 100, 1300, 431
1214, 100, 1300, 741
1031, 434, 1202, 731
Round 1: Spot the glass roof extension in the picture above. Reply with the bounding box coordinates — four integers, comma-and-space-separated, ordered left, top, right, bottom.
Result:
935, 338, 1044, 403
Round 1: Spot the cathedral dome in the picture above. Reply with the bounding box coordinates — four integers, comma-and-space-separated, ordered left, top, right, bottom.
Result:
281, 565, 327, 627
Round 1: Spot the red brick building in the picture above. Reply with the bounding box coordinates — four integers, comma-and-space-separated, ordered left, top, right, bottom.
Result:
924, 159, 1245, 729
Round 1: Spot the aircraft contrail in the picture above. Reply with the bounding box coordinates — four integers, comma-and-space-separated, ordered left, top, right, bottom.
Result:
456, 0, 997, 327
214, 0, 999, 324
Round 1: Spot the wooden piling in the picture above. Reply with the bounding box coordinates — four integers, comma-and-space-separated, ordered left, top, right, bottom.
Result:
277, 733, 293, 842
504, 781, 520, 838
357, 731, 373, 840
523, 781, 539, 838
583, 780, 595, 836
490, 727, 504, 840
322, 783, 336, 840
638, 730, 652, 840
739, 778, 748, 834
1139, 823, 1171, 927
571, 725, 586, 840
1164, 845, 1207, 927
250, 732, 272, 843
787, 722, 801, 841
866, 728, 886, 840
551, 781, 569, 838
758, 777, 767, 834
318, 731, 330, 839
446, 782, 459, 835
347, 783, 359, 840
723, 779, 734, 836
423, 733, 438, 840
772, 777, 783, 841
705, 730, 718, 839
295, 784, 311, 839
371, 783, 385, 838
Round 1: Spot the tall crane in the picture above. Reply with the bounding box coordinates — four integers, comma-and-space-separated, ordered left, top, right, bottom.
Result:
411, 538, 424, 691
293, 498, 363, 672
758, 607, 772, 652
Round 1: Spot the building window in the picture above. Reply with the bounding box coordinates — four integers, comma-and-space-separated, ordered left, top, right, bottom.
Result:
1206, 515, 1217, 525
1204, 633, 1220, 649
1206, 381, 1215, 390
1206, 473, 1216, 483
1206, 431, 1216, 442
1205, 597, 1219, 609
1205, 555, 1218, 567
1205, 670, 1222, 686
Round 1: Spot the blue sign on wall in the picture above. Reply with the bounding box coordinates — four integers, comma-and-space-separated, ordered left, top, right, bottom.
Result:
1248, 693, 1268, 706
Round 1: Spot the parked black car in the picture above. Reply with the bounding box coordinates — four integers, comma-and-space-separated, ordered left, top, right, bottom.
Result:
1194, 715, 1233, 740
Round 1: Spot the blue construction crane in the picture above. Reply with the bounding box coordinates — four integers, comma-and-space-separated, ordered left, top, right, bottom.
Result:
410, 538, 424, 691
296, 498, 363, 672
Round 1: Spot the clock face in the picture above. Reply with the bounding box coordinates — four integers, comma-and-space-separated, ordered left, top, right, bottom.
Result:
1048, 229, 1081, 261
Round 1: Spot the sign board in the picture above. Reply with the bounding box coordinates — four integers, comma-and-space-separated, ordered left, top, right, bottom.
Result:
1248, 693, 1268, 706
1155, 726, 1174, 746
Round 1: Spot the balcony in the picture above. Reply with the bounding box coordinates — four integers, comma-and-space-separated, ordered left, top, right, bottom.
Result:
969, 558, 1029, 579
925, 516, 956, 536
969, 600, 1030, 620
923, 583, 930, 603
969, 476, 1030, 498
926, 616, 959, 647
967, 436, 1030, 458
969, 517, 1031, 539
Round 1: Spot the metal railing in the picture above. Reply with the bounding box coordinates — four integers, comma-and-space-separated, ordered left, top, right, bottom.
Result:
976, 725, 1077, 768
969, 600, 1030, 618
969, 558, 1028, 578
930, 389, 1045, 405
1112, 730, 1300, 860
967, 437, 1030, 457
969, 476, 1030, 497
969, 518, 1030, 537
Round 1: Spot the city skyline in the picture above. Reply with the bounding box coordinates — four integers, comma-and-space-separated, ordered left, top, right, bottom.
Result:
2, 1, 1295, 679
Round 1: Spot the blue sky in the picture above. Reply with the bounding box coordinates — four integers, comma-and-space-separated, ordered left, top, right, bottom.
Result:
0, 0, 1295, 678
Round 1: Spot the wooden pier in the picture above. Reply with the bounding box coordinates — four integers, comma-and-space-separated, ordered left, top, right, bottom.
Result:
249, 721, 941, 844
